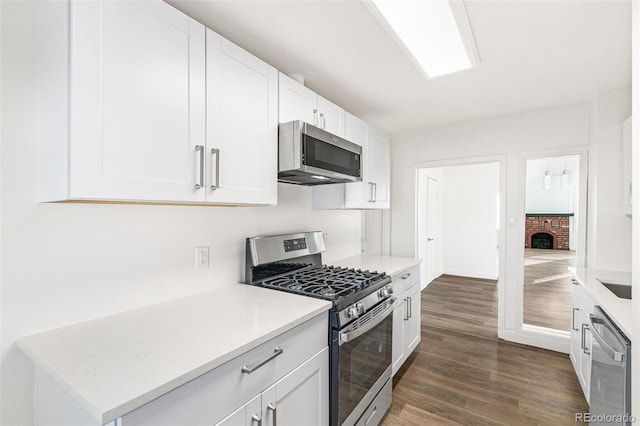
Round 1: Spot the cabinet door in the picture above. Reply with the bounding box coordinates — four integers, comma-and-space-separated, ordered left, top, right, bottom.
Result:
404, 284, 421, 355
278, 73, 318, 125
344, 113, 372, 208
70, 1, 206, 202
367, 126, 390, 208
569, 296, 581, 372
215, 404, 246, 426
391, 300, 406, 376
317, 96, 346, 137
207, 31, 278, 205
578, 308, 592, 401
265, 348, 329, 426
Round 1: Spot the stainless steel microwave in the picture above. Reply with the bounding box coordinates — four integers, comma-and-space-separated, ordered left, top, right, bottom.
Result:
278, 120, 362, 185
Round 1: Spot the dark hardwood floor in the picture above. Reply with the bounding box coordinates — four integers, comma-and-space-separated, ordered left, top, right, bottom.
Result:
524, 248, 577, 331
383, 274, 588, 425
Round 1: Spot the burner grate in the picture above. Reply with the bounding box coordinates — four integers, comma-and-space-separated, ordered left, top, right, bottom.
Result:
261, 265, 387, 301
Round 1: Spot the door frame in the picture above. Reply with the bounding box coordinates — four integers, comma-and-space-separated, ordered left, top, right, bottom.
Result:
414, 155, 507, 339
504, 146, 588, 353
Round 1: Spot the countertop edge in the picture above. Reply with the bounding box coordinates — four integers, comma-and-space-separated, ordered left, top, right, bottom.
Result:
568, 267, 632, 339
331, 255, 421, 277
19, 302, 332, 424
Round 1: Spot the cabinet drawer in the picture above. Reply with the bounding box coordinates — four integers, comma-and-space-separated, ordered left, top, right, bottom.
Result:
120, 313, 328, 426
571, 278, 595, 314
392, 264, 420, 295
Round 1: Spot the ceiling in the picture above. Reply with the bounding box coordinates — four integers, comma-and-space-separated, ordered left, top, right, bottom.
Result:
167, 0, 631, 135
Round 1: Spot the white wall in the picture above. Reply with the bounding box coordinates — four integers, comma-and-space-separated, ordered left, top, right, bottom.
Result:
390, 104, 590, 341
587, 87, 633, 271
0, 3, 362, 425
525, 156, 579, 214
442, 163, 499, 280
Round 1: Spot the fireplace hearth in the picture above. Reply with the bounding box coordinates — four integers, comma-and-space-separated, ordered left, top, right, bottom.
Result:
524, 213, 572, 250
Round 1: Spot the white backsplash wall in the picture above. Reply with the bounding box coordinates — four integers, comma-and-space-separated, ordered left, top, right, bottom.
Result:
0, 3, 361, 425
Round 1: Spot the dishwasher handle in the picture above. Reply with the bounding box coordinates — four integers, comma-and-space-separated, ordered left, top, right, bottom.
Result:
589, 314, 626, 362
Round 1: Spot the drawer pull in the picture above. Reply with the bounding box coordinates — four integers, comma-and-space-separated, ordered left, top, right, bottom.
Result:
251, 414, 262, 426
267, 403, 277, 426
241, 347, 283, 374
401, 273, 411, 280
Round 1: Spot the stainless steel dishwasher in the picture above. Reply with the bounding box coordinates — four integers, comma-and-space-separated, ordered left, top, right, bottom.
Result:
588, 306, 632, 425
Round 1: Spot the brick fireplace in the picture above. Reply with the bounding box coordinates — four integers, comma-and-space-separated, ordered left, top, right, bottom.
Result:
524, 214, 572, 250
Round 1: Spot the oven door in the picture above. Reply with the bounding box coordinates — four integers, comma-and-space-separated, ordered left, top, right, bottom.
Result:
332, 299, 394, 426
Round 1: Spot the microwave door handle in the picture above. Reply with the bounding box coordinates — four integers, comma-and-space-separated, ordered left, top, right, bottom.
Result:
588, 314, 626, 362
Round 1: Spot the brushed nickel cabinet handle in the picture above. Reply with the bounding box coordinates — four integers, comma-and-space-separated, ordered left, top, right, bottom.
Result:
267, 403, 277, 426
581, 323, 590, 355
401, 273, 411, 280
241, 347, 283, 374
194, 145, 204, 189
571, 308, 579, 331
251, 414, 262, 426
210, 148, 220, 191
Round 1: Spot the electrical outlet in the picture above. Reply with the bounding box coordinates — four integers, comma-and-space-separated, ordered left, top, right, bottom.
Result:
195, 246, 209, 270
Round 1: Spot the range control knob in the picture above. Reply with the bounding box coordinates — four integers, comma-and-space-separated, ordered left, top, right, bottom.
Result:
346, 306, 359, 319
378, 284, 393, 298
356, 302, 366, 315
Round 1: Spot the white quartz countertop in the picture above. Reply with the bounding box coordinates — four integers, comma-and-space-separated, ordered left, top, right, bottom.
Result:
331, 255, 420, 277
569, 267, 632, 339
18, 284, 331, 424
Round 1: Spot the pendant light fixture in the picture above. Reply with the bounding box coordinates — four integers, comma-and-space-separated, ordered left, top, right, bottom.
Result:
543, 169, 552, 191
561, 168, 570, 190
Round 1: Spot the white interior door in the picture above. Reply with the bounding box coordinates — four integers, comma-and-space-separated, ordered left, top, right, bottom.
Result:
425, 177, 439, 285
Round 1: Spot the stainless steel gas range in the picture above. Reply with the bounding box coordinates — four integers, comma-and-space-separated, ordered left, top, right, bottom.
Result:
245, 231, 394, 426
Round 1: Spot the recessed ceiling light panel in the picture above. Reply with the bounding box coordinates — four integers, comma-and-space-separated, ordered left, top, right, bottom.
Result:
368, 0, 480, 78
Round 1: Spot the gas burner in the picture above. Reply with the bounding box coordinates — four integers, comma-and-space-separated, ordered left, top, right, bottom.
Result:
261, 265, 387, 302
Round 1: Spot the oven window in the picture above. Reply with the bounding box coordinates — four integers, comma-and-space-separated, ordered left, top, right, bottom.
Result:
302, 135, 361, 178
339, 313, 392, 425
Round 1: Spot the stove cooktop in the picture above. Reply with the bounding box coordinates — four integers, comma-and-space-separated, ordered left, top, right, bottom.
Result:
261, 265, 388, 302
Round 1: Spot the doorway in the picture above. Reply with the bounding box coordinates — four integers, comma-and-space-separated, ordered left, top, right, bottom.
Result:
416, 160, 502, 292
522, 155, 581, 332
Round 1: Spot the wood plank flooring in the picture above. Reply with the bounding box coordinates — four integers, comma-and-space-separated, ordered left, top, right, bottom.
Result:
524, 248, 577, 330
383, 274, 588, 426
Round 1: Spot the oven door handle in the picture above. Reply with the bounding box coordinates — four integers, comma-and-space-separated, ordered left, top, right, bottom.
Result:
339, 298, 395, 345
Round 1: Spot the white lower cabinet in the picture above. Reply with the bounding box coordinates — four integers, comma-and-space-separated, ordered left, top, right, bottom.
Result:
216, 348, 328, 426
569, 278, 594, 401
33, 314, 328, 426
391, 265, 421, 376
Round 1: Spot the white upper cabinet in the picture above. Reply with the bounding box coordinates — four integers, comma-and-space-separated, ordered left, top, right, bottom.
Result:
278, 73, 345, 137
206, 31, 278, 205
278, 73, 318, 125
37, 1, 278, 206
312, 116, 391, 210
366, 126, 391, 207
38, 0, 206, 203
317, 96, 346, 137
